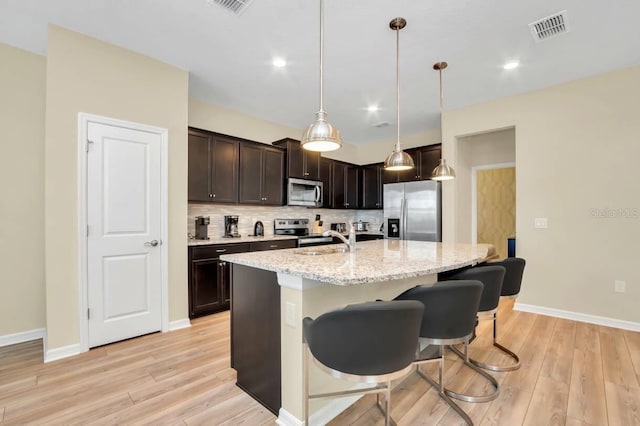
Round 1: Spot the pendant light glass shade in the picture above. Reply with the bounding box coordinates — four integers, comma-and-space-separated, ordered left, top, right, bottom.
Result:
431, 61, 455, 180
301, 0, 342, 152
384, 18, 414, 171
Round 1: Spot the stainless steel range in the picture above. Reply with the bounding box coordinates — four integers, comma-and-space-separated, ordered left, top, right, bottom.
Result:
274, 219, 333, 247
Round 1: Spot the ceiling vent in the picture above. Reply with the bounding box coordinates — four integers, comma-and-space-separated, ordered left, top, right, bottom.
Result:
207, 0, 254, 15
374, 121, 390, 128
529, 10, 569, 42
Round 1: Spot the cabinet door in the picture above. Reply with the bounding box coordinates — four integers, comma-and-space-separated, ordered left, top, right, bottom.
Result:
190, 258, 223, 317
286, 141, 305, 179
382, 167, 400, 184
305, 151, 321, 179
398, 149, 419, 182
319, 157, 332, 208
188, 131, 212, 202
417, 145, 441, 180
262, 148, 284, 205
211, 137, 239, 203
361, 164, 382, 209
239, 143, 264, 204
331, 163, 346, 208
345, 165, 359, 209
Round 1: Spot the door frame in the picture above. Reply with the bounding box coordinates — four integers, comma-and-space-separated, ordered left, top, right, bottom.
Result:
471, 161, 515, 244
77, 112, 169, 353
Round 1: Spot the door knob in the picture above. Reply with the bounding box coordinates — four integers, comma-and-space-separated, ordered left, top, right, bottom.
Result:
145, 240, 160, 247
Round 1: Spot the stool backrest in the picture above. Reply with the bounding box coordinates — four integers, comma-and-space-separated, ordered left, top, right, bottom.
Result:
442, 265, 505, 312
303, 300, 423, 376
489, 258, 526, 297
395, 280, 483, 341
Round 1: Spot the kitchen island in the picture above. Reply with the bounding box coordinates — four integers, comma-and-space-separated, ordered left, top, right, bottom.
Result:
221, 239, 493, 425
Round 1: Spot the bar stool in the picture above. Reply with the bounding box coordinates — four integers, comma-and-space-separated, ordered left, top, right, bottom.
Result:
303, 300, 424, 426
395, 280, 495, 426
444, 264, 520, 372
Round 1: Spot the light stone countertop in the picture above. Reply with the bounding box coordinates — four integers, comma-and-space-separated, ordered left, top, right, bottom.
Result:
220, 239, 493, 286
188, 235, 298, 246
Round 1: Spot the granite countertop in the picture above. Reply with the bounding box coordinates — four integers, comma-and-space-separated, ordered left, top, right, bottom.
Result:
220, 239, 493, 286
188, 235, 298, 246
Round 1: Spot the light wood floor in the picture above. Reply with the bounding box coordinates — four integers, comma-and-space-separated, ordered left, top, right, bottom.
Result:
1, 301, 639, 425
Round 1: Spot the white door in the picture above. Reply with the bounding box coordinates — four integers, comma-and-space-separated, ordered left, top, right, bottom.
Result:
87, 121, 163, 348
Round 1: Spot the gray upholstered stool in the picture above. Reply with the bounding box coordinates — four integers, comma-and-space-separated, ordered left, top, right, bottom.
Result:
395, 280, 491, 426
443, 264, 520, 372
303, 300, 423, 426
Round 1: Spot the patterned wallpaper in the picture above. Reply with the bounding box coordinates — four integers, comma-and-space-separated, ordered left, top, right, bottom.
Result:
476, 167, 516, 258
188, 203, 384, 238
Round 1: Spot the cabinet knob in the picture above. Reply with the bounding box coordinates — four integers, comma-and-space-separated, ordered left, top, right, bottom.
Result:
209, 193, 213, 198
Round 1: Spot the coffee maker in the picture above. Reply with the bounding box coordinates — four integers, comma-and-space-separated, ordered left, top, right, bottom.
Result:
224, 215, 240, 238
195, 216, 210, 240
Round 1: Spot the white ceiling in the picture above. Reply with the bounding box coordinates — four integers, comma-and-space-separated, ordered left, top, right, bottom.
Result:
2, 0, 640, 145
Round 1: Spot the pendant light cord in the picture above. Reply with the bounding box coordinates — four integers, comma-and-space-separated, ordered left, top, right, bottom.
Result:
395, 25, 400, 152
319, 0, 325, 114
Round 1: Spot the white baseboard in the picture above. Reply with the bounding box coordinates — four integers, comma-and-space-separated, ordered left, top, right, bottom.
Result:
277, 395, 363, 426
515, 303, 640, 332
45, 343, 82, 363
168, 318, 191, 331
0, 328, 45, 348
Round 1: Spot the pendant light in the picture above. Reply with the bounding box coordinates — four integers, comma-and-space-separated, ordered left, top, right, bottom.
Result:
384, 18, 415, 171
301, 0, 342, 152
431, 61, 456, 181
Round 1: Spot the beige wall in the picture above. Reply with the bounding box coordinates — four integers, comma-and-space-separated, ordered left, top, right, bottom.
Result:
442, 66, 640, 323
44, 26, 189, 350
355, 129, 442, 165
455, 128, 516, 243
0, 44, 47, 336
188, 98, 360, 163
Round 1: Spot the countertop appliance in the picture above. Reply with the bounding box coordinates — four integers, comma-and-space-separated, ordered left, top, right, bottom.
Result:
274, 218, 333, 247
383, 180, 441, 241
195, 216, 210, 240
253, 221, 264, 237
330, 223, 346, 233
286, 178, 323, 207
224, 215, 240, 238
354, 220, 369, 232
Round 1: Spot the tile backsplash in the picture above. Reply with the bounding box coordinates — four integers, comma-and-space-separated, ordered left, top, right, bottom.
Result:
188, 203, 384, 238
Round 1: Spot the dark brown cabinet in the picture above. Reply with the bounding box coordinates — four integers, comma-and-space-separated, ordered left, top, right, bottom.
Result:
331, 161, 359, 209
382, 144, 442, 183
250, 239, 297, 252
188, 129, 239, 203
239, 143, 285, 205
360, 163, 384, 209
272, 138, 320, 179
188, 243, 250, 318
319, 157, 333, 208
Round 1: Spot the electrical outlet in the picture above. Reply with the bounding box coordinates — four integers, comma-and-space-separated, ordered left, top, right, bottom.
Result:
285, 302, 297, 327
614, 280, 626, 293
534, 218, 548, 229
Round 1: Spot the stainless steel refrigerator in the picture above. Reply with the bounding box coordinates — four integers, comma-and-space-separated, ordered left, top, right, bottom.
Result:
383, 181, 442, 241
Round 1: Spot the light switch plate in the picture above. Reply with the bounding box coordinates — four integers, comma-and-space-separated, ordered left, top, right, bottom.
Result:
534, 218, 548, 228
285, 302, 297, 327
614, 280, 626, 293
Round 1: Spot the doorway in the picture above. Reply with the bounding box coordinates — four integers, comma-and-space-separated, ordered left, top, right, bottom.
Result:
472, 163, 516, 258
78, 113, 169, 350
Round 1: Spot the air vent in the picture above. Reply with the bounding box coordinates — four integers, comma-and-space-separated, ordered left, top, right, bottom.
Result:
207, 0, 254, 15
374, 122, 390, 128
529, 10, 569, 42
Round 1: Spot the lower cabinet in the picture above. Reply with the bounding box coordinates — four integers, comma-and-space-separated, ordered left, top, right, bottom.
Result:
188, 239, 297, 319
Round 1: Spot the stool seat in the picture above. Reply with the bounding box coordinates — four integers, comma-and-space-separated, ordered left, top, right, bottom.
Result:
303, 300, 423, 426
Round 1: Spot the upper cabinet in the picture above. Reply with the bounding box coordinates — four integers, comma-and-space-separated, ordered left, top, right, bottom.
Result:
272, 138, 320, 180
188, 129, 238, 203
319, 157, 333, 208
360, 163, 383, 209
331, 161, 359, 209
239, 143, 284, 206
382, 144, 442, 184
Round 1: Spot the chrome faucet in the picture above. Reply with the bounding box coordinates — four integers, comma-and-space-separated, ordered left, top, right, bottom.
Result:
322, 223, 356, 253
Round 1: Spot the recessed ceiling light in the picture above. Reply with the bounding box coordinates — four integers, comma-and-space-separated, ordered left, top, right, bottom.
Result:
503, 60, 520, 70
367, 105, 379, 112
272, 57, 287, 68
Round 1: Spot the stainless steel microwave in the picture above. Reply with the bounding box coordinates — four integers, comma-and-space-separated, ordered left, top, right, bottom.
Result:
287, 178, 323, 207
